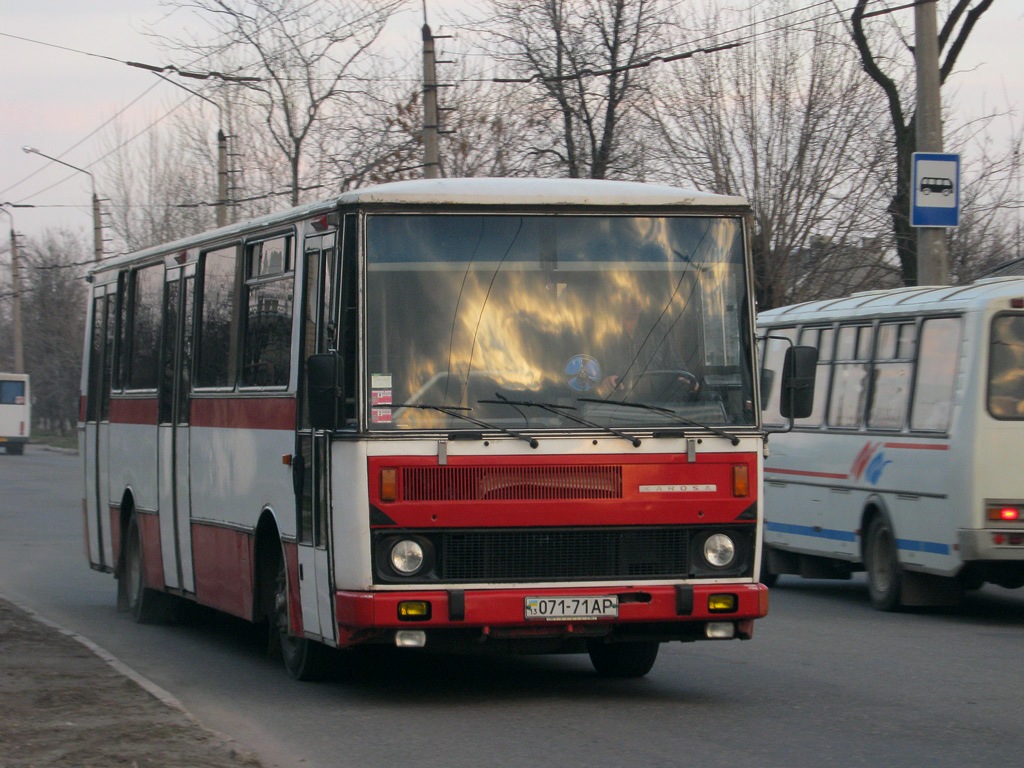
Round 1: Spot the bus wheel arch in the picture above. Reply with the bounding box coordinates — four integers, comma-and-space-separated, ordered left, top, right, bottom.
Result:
254, 508, 330, 681
120, 494, 176, 623
115, 490, 137, 612
861, 502, 903, 611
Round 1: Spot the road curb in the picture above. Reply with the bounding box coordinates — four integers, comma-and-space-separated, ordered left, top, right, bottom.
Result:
1, 593, 196, 719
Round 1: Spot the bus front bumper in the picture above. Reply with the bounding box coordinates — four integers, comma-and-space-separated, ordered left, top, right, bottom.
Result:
334, 583, 768, 648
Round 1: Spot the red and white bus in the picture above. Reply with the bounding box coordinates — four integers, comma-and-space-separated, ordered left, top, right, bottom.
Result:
81, 178, 808, 679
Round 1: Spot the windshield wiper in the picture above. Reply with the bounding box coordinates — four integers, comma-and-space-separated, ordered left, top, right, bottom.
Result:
389, 403, 539, 449
578, 397, 740, 446
480, 393, 642, 447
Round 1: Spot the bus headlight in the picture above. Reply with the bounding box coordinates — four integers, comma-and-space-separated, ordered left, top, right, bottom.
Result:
390, 539, 425, 575
703, 534, 736, 568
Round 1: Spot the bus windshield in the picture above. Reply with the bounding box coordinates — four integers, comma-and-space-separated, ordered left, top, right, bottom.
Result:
365, 213, 754, 432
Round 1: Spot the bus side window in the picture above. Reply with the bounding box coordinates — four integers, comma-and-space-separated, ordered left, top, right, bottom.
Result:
867, 321, 915, 430
126, 264, 164, 391
760, 327, 796, 427
196, 245, 241, 388
988, 315, 1024, 418
241, 236, 294, 388
828, 324, 872, 429
910, 317, 961, 431
797, 325, 832, 427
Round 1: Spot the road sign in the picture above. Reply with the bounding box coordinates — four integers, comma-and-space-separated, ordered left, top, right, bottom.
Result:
911, 152, 960, 227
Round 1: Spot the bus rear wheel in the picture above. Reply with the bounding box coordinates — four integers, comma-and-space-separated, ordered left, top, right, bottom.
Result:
587, 640, 660, 678
865, 515, 902, 611
273, 560, 329, 681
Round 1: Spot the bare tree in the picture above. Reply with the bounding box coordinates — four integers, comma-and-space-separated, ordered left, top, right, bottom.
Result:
649, 7, 896, 308
103, 111, 219, 254
18, 230, 89, 434
160, 0, 406, 206
472, 0, 669, 179
849, 0, 996, 285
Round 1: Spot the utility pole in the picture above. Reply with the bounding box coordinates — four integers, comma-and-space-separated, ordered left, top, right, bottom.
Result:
422, 22, 440, 179
914, 0, 948, 285
217, 129, 229, 227
0, 205, 25, 373
22, 147, 103, 262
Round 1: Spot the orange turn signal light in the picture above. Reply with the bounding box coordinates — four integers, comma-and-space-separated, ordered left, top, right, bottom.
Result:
380, 468, 398, 502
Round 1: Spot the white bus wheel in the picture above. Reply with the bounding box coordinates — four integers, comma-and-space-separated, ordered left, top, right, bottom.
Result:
865, 516, 902, 611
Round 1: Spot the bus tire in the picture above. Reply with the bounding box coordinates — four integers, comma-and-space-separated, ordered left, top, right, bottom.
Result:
865, 515, 902, 611
587, 640, 659, 678
274, 558, 330, 682
760, 547, 779, 587
7, 443, 24, 455
124, 513, 176, 624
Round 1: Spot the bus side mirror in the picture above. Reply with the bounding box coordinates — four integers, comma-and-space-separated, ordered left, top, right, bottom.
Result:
780, 345, 817, 420
307, 353, 343, 431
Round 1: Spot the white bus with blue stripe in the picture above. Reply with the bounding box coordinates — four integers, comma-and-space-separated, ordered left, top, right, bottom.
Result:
757, 278, 1024, 610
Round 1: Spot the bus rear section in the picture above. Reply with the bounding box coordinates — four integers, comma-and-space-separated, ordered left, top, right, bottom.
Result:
0, 373, 30, 455
758, 278, 1024, 610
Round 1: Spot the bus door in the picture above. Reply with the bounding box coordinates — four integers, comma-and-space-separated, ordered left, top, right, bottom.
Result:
84, 282, 117, 569
157, 264, 197, 593
295, 228, 338, 639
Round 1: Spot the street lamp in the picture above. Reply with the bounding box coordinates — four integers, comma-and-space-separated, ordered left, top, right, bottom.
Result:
0, 202, 31, 373
21, 146, 103, 261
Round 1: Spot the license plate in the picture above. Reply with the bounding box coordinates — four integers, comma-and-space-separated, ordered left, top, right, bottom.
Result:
524, 595, 618, 620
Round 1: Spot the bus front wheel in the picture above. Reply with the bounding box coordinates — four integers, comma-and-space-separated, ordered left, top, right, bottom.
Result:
865, 515, 902, 611
122, 514, 176, 623
273, 561, 329, 681
587, 640, 660, 678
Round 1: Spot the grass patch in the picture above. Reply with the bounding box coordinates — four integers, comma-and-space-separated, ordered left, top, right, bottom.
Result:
32, 431, 78, 451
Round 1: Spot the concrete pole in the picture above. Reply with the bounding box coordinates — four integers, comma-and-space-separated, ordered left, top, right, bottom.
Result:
422, 23, 440, 179
217, 129, 229, 228
91, 192, 103, 262
914, 0, 948, 286
9, 226, 24, 373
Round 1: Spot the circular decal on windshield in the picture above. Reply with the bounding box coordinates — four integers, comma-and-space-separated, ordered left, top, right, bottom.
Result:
564, 355, 602, 392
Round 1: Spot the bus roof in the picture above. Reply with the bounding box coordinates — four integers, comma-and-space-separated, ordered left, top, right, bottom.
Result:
758, 277, 1024, 324
90, 178, 748, 274
337, 177, 748, 208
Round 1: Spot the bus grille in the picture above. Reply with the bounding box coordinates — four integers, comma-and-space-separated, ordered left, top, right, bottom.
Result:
439, 527, 689, 581
401, 465, 622, 501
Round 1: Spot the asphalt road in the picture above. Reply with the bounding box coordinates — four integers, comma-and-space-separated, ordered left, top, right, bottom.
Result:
2, 445, 1023, 768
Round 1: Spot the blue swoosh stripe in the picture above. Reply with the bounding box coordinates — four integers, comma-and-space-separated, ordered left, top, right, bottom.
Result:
766, 522, 951, 555
765, 522, 857, 543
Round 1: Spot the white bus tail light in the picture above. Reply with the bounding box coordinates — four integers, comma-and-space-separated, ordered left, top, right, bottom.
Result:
987, 505, 1022, 523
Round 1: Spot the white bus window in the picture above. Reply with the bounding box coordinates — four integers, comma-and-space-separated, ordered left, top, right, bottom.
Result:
910, 316, 961, 431
760, 327, 796, 427
828, 324, 871, 428
867, 321, 915, 430
988, 314, 1024, 419
796, 325, 832, 427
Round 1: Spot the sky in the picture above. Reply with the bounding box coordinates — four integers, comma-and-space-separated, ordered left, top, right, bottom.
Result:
0, 0, 1021, 245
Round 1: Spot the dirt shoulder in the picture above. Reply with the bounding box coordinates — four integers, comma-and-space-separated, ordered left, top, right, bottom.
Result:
0, 598, 263, 767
